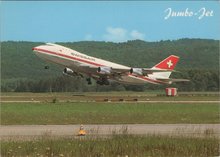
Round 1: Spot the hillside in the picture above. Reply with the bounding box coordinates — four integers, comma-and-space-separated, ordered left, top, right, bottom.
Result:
1, 39, 219, 83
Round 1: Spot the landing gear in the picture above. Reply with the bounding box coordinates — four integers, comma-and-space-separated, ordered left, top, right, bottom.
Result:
86, 78, 92, 85
44, 66, 49, 69
96, 78, 110, 85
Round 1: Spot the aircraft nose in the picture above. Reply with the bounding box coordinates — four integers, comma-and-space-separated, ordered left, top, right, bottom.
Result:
32, 47, 37, 51
32, 46, 40, 52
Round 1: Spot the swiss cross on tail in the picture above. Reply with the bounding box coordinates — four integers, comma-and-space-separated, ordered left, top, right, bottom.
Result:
154, 55, 179, 70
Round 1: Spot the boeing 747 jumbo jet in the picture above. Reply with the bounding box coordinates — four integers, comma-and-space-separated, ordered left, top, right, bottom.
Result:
33, 43, 189, 85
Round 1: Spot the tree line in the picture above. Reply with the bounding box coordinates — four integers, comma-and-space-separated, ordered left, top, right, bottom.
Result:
2, 39, 219, 81
1, 69, 219, 92
1, 39, 219, 92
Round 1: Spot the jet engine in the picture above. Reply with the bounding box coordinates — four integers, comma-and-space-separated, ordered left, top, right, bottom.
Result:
63, 67, 78, 76
130, 68, 143, 76
97, 66, 112, 75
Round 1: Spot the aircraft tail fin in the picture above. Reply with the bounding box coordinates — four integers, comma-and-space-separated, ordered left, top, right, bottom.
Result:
151, 55, 179, 79
153, 55, 179, 70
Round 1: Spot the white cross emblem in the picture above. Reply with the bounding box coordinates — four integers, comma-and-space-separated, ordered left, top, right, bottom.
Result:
167, 60, 173, 68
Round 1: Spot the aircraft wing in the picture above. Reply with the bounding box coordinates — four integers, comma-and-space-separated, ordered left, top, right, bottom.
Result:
111, 68, 130, 74
111, 68, 172, 74
79, 65, 175, 77
79, 65, 130, 76
142, 68, 173, 74
156, 78, 190, 83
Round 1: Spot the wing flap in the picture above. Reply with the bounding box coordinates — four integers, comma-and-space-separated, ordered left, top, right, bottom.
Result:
80, 65, 175, 76
111, 68, 130, 74
156, 78, 190, 83
79, 65, 130, 76
142, 68, 174, 74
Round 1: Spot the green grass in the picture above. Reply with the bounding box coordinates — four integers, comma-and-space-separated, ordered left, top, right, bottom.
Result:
1, 102, 219, 125
1, 92, 219, 102
1, 91, 219, 97
1, 135, 219, 157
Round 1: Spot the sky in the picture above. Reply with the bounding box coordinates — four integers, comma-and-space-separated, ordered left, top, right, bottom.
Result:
1, 1, 220, 42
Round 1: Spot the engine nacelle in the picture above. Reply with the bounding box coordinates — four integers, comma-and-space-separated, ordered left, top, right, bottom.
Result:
63, 67, 78, 76
64, 67, 74, 74
130, 68, 143, 76
97, 66, 112, 75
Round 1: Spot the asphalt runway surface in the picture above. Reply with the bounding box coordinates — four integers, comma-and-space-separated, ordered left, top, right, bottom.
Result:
1, 100, 219, 103
1, 124, 219, 140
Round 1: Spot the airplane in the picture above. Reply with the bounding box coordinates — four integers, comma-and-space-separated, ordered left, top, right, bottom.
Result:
32, 43, 189, 85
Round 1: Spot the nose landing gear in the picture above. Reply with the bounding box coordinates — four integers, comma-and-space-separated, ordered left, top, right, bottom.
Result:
44, 66, 49, 69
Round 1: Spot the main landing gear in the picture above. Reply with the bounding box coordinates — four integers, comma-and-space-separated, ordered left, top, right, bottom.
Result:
86, 78, 92, 85
96, 77, 110, 85
86, 77, 110, 85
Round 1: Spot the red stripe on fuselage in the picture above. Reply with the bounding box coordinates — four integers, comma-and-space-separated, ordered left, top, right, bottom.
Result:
34, 48, 166, 84
34, 48, 103, 67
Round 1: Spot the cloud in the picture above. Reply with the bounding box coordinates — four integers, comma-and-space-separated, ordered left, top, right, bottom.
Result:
85, 34, 93, 40
103, 27, 127, 42
130, 30, 145, 40
103, 26, 145, 42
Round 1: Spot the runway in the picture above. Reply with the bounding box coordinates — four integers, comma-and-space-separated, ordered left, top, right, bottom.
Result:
1, 100, 219, 103
1, 124, 219, 140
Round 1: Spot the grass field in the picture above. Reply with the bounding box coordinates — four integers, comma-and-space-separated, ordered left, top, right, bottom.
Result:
2, 102, 219, 125
1, 135, 219, 157
1, 91, 219, 102
1, 92, 219, 156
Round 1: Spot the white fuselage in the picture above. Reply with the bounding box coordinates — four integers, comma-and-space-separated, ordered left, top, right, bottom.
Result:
33, 43, 165, 85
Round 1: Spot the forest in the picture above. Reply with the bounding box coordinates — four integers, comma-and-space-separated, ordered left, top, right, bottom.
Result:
1, 39, 219, 92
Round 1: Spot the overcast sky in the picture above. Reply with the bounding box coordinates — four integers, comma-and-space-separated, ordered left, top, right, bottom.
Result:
1, 1, 220, 42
